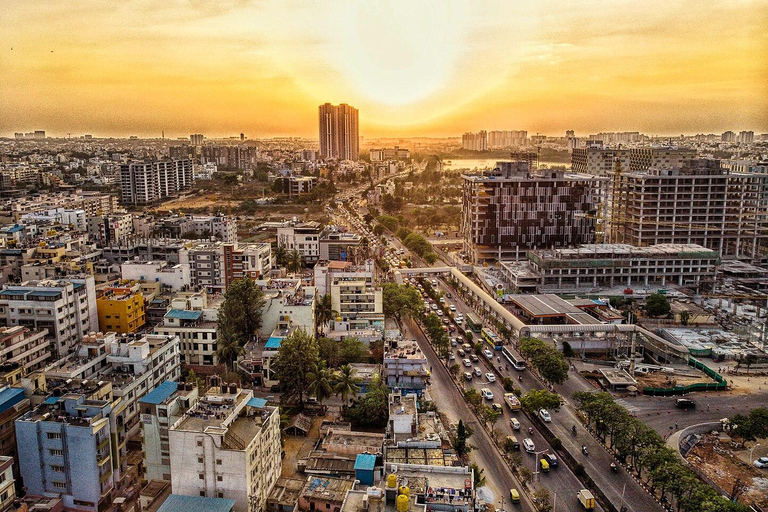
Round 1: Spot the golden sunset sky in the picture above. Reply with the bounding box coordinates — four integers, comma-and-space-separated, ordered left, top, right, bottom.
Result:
2, 0, 767, 138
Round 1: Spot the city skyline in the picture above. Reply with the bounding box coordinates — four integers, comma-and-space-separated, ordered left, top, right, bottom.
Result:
2, 0, 767, 139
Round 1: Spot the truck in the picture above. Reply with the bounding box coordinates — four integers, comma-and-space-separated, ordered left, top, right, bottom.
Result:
577, 489, 595, 510
504, 393, 522, 411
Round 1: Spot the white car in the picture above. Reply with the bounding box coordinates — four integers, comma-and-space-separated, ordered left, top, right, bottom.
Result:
539, 409, 552, 422
436, 310, 444, 317
449, 353, 455, 360
481, 388, 494, 400
754, 457, 768, 468
486, 373, 496, 382
474, 367, 482, 377
523, 438, 536, 453
464, 372, 473, 381
449, 304, 457, 311
510, 418, 521, 430
483, 349, 493, 359
463, 359, 472, 367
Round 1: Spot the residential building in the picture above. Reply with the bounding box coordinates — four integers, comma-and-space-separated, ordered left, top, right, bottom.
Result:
571, 147, 630, 175
0, 456, 15, 511
120, 159, 193, 205
739, 131, 755, 144
274, 175, 317, 197
461, 131, 487, 151
460, 162, 607, 262
200, 145, 258, 171
86, 213, 133, 245
258, 280, 315, 338
0, 276, 98, 358
504, 243, 719, 293
96, 281, 146, 334
153, 214, 238, 244
0, 326, 50, 373
628, 147, 697, 172
120, 261, 191, 292
319, 230, 361, 262
190, 134, 204, 145
383, 338, 428, 396
154, 291, 221, 368
369, 147, 410, 162
15, 394, 114, 512
298, 476, 355, 512
487, 130, 527, 148
0, 386, 30, 486
319, 103, 359, 161
277, 222, 322, 266
187, 241, 271, 294
722, 131, 736, 142
139, 381, 199, 482
610, 159, 768, 259
169, 383, 282, 512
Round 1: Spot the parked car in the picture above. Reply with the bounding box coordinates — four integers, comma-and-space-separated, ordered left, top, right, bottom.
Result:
754, 457, 768, 468
675, 398, 696, 409
539, 409, 552, 422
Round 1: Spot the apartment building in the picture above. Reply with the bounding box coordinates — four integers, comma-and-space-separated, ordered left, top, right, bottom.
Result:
383, 339, 428, 397
277, 222, 322, 265
610, 160, 768, 259
0, 456, 15, 511
0, 326, 50, 373
120, 159, 193, 205
461, 131, 487, 151
120, 261, 191, 291
460, 162, 607, 262
154, 214, 237, 244
0, 276, 98, 358
369, 147, 410, 162
154, 292, 220, 368
139, 381, 199, 482
318, 230, 361, 262
96, 282, 146, 334
319, 103, 359, 161
86, 213, 133, 245
0, 385, 30, 486
275, 176, 317, 197
15, 394, 115, 512
188, 242, 272, 294
628, 147, 696, 172
169, 384, 282, 512
571, 148, 630, 175
258, 280, 315, 338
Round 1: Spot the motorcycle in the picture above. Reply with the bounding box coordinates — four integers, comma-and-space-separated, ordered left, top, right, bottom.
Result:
582, 445, 588, 456
611, 462, 618, 473
518, 375, 523, 382
572, 425, 577, 436
528, 427, 534, 435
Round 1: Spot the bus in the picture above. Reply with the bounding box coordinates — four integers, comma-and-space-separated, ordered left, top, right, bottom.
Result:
465, 313, 482, 333
502, 346, 527, 371
481, 327, 503, 350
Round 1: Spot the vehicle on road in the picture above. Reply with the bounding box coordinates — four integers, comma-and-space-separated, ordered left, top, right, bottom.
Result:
449, 304, 457, 311
457, 349, 465, 357
483, 349, 494, 359
463, 359, 471, 367
675, 398, 696, 409
540, 458, 550, 472
509, 489, 520, 504
543, 452, 559, 467
502, 346, 527, 370
754, 457, 768, 468
504, 393, 521, 411
451, 339, 458, 347
474, 367, 482, 377
464, 372, 473, 381
465, 313, 482, 333
470, 354, 479, 363
539, 409, 552, 422
506, 435, 520, 449
481, 327, 503, 350
436, 310, 444, 317
491, 403, 503, 413
486, 373, 496, 382
523, 438, 535, 453
449, 353, 455, 360
510, 417, 521, 430
481, 388, 494, 400
577, 489, 595, 509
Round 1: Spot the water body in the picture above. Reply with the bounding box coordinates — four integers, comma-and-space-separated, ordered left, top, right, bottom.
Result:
441, 158, 568, 171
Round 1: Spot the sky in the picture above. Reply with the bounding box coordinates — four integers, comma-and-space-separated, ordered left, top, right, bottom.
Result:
2, 0, 767, 138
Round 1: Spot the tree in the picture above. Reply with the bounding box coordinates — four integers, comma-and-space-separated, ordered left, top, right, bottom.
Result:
272, 330, 319, 406
453, 419, 474, 458
307, 361, 333, 406
334, 364, 361, 406
315, 294, 337, 336
287, 249, 303, 273
463, 388, 483, 412
382, 283, 424, 323
470, 463, 486, 487
480, 405, 502, 434
318, 337, 341, 367
519, 337, 569, 385
533, 488, 552, 512
340, 337, 370, 365
680, 310, 690, 326
562, 341, 575, 358
215, 330, 244, 370
344, 373, 389, 428
646, 292, 671, 317
217, 277, 265, 345
520, 389, 562, 414
519, 466, 533, 486
448, 363, 461, 380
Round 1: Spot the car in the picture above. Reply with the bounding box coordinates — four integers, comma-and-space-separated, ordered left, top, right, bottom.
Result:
523, 438, 536, 453
443, 318, 450, 324
457, 349, 466, 357
451, 339, 458, 347
464, 372, 473, 381
470, 354, 479, 363
474, 367, 482, 377
449, 353, 455, 360
539, 409, 552, 422
486, 373, 496, 382
449, 305, 457, 311
510, 418, 521, 430
675, 398, 696, 409
483, 349, 493, 359
431, 304, 439, 311
543, 453, 559, 467
491, 403, 503, 413
463, 359, 472, 367
446, 292, 452, 298
439, 297, 446, 304
436, 310, 444, 317
481, 388, 494, 400
754, 457, 768, 468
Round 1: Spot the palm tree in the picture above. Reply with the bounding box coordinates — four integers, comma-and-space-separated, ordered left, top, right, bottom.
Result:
216, 332, 244, 371
334, 364, 361, 406
315, 294, 337, 336
307, 361, 334, 407
273, 244, 288, 268
288, 249, 303, 274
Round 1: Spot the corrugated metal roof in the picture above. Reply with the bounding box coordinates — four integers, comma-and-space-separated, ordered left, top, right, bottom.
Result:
156, 494, 235, 512
247, 397, 267, 408
0, 388, 25, 414
139, 381, 178, 405
165, 309, 202, 320
354, 453, 376, 471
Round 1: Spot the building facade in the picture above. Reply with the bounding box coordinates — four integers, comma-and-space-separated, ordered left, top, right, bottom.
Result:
571, 148, 630, 175
120, 160, 193, 205
628, 147, 696, 172
319, 103, 359, 161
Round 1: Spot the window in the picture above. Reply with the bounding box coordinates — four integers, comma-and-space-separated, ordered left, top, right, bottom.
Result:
52, 481, 66, 489
197, 440, 203, 446
49, 449, 63, 456
50, 465, 65, 472
217, 492, 224, 498
199, 474, 204, 480
216, 459, 222, 465
217, 475, 223, 482
199, 491, 206, 497
198, 457, 204, 463
47, 432, 62, 440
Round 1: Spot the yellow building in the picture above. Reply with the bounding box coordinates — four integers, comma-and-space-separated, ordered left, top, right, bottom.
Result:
97, 283, 146, 334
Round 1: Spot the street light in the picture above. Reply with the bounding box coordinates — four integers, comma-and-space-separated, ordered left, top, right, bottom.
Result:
533, 449, 548, 482
750, 443, 761, 464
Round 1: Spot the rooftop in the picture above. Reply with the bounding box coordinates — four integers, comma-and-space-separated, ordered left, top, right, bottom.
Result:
156, 494, 235, 512
599, 368, 638, 387
139, 381, 178, 405
301, 476, 355, 503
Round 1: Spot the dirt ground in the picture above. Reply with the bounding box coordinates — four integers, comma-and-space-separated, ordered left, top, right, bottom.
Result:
157, 192, 241, 212
280, 414, 326, 478
635, 371, 716, 388
686, 434, 768, 508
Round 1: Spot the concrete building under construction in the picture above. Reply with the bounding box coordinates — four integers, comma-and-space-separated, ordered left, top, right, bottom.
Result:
460, 160, 608, 262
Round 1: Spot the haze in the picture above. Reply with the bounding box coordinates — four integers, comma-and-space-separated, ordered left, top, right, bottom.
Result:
2, 0, 767, 138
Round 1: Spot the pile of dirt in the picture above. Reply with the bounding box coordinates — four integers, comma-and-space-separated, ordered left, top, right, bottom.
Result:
686, 434, 768, 508
635, 371, 714, 389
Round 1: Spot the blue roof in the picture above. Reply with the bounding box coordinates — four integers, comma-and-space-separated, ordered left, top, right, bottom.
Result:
0, 388, 25, 414
165, 309, 202, 320
157, 495, 235, 512
139, 381, 178, 405
43, 396, 60, 405
6, 225, 24, 233
247, 397, 267, 408
265, 337, 282, 349
354, 453, 376, 471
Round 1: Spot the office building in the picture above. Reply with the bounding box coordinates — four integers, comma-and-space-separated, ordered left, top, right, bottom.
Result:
0, 276, 98, 359
169, 383, 281, 512
15, 394, 114, 512
629, 147, 697, 171
571, 148, 630, 175
319, 103, 359, 161
610, 159, 768, 259
318, 229, 361, 262
120, 159, 193, 205
461, 162, 607, 262
96, 281, 146, 334
139, 381, 199, 482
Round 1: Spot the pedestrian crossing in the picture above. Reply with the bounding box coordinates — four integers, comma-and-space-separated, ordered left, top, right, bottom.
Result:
615, 398, 641, 414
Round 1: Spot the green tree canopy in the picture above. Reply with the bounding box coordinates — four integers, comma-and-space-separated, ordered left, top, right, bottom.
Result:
217, 277, 265, 345
646, 292, 671, 317
272, 330, 319, 406
520, 389, 562, 414
383, 283, 424, 323
344, 373, 389, 428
